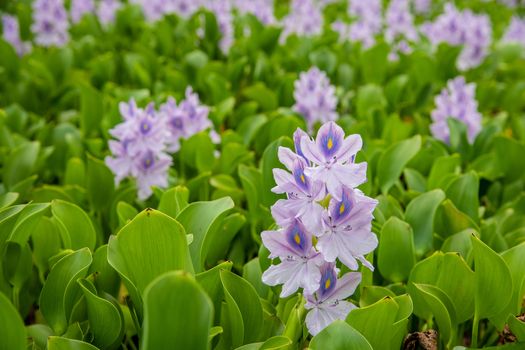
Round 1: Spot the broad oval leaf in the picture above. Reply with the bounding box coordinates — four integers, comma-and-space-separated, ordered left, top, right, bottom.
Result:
47, 336, 100, 350
141, 271, 213, 350
51, 200, 96, 251
310, 321, 372, 350
378, 217, 415, 282
0, 291, 26, 350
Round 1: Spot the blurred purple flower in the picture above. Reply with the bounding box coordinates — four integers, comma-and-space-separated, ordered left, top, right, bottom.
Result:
293, 67, 338, 131
70, 0, 95, 24
202, 0, 234, 53
317, 186, 378, 270
281, 0, 323, 42
413, 0, 431, 14
430, 76, 482, 144
300, 121, 367, 199
502, 16, 525, 47
235, 0, 276, 25
305, 264, 361, 335
1, 15, 32, 56
170, 0, 200, 18
97, 0, 122, 26
261, 219, 325, 297
332, 0, 381, 48
31, 0, 70, 47
385, 0, 417, 60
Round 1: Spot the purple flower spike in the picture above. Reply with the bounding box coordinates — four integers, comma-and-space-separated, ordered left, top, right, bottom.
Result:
71, 0, 95, 24
430, 76, 482, 144
317, 186, 378, 270
281, 0, 323, 43
300, 122, 367, 199
1, 15, 32, 56
305, 265, 361, 336
502, 16, 525, 48
235, 0, 276, 25
31, 0, 70, 47
261, 220, 324, 297
293, 67, 338, 131
97, 0, 122, 27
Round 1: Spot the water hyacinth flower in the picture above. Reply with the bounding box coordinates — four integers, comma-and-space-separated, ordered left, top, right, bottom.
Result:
70, 0, 95, 24
413, 0, 431, 14
31, 0, 70, 47
1, 15, 32, 56
384, 0, 418, 60
281, 0, 323, 43
305, 264, 361, 335
170, 0, 200, 19
293, 67, 338, 131
202, 0, 234, 53
332, 0, 382, 48
105, 99, 172, 200
261, 219, 325, 297
235, 0, 276, 25
502, 16, 525, 47
430, 76, 482, 144
262, 121, 378, 335
300, 122, 367, 199
97, 0, 122, 27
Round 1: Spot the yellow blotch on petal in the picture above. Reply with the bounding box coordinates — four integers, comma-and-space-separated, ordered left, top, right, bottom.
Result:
300, 174, 306, 184
294, 233, 301, 245
324, 278, 331, 290
327, 138, 333, 150
339, 203, 345, 215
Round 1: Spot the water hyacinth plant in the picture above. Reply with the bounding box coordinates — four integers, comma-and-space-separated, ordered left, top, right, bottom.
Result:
0, 0, 524, 349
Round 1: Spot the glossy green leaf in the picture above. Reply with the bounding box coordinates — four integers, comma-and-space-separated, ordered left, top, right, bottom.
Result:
234, 336, 292, 350
445, 172, 480, 223
3, 141, 40, 190
177, 197, 234, 272
310, 321, 372, 350
86, 154, 115, 211
39, 248, 93, 335
78, 279, 124, 349
0, 291, 26, 350
378, 217, 415, 282
141, 271, 213, 350
47, 337, 100, 350
377, 135, 421, 194
51, 200, 96, 251
158, 186, 189, 218
405, 189, 446, 256
107, 209, 192, 318
0, 192, 18, 209
196, 261, 233, 323
427, 154, 461, 190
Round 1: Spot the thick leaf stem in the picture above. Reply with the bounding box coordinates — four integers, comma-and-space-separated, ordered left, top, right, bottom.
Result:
471, 313, 480, 348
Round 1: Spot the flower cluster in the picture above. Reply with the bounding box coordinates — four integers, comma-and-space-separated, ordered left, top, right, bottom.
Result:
31, 0, 70, 47
430, 76, 482, 144
70, 0, 95, 24
1, 15, 32, 56
332, 0, 382, 49
97, 0, 122, 27
501, 16, 525, 48
413, 0, 431, 15
105, 87, 216, 200
202, 0, 235, 53
281, 0, 323, 43
261, 122, 378, 336
292, 67, 338, 131
421, 4, 492, 70
384, 0, 418, 60
235, 0, 276, 26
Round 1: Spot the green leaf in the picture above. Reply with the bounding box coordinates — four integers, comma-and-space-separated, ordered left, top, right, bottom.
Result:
234, 336, 292, 350
243, 83, 278, 111
3, 141, 40, 190
88, 245, 120, 298
377, 135, 422, 194
346, 297, 399, 350
52, 200, 96, 251
445, 172, 480, 223
508, 316, 525, 342
108, 209, 192, 319
47, 337, 100, 350
427, 154, 461, 190
86, 154, 115, 211
0, 291, 26, 350
39, 248, 93, 335
471, 235, 513, 320
220, 270, 264, 347
80, 84, 104, 136
176, 197, 234, 272
141, 271, 213, 350
260, 137, 293, 207
378, 217, 415, 283
310, 321, 372, 350
158, 186, 189, 218
78, 279, 124, 349
196, 261, 233, 323
8, 202, 50, 246
32, 217, 62, 279
405, 189, 446, 256
0, 192, 18, 209
435, 200, 479, 238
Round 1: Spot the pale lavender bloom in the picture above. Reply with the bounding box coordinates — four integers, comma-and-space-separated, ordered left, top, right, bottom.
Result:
305, 264, 361, 335
271, 147, 326, 233
430, 76, 482, 144
130, 0, 170, 22
300, 122, 367, 200
97, 0, 122, 26
293, 67, 338, 131
70, 0, 95, 24
261, 219, 325, 297
385, 0, 417, 59
333, 0, 381, 48
131, 150, 172, 200
502, 16, 525, 47
235, 0, 276, 25
413, 0, 431, 14
281, 0, 323, 42
202, 0, 234, 53
31, 0, 70, 47
169, 0, 200, 18
1, 15, 32, 56
421, 4, 492, 71
316, 186, 378, 270
178, 87, 212, 135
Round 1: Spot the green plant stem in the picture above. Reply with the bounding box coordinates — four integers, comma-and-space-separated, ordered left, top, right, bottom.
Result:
472, 313, 480, 348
